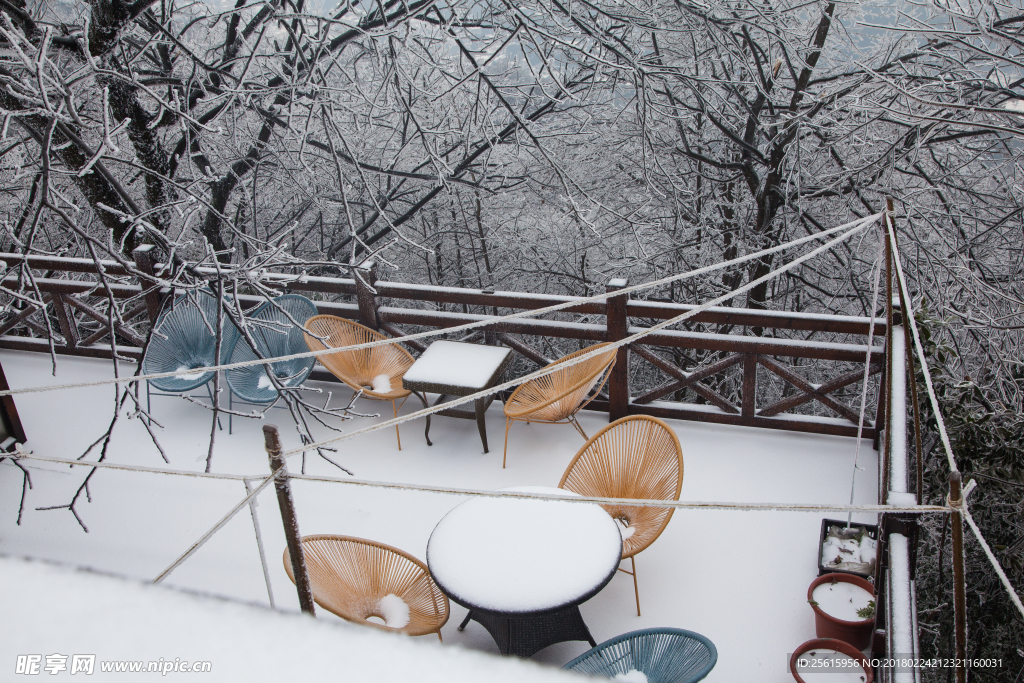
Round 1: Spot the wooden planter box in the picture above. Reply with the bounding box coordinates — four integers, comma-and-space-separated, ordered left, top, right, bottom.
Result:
818, 518, 879, 579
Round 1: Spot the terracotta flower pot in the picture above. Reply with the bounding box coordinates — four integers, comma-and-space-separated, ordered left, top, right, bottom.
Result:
808, 573, 875, 650
790, 638, 873, 683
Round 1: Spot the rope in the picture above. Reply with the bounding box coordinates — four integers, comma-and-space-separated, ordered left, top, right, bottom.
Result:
280, 216, 879, 458
886, 212, 1024, 627
885, 215, 959, 474
244, 478, 275, 609
848, 230, 884, 520
0, 213, 883, 398
962, 501, 1024, 619
285, 471, 946, 513
11, 451, 254, 481
152, 472, 275, 584
8, 450, 942, 513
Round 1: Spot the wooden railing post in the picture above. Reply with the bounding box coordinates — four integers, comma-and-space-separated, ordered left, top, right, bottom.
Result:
132, 245, 163, 324
52, 294, 78, 350
606, 278, 629, 421
264, 424, 316, 615
741, 354, 757, 419
352, 260, 379, 330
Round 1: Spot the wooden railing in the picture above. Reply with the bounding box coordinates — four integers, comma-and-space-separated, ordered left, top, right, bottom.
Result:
0, 248, 887, 439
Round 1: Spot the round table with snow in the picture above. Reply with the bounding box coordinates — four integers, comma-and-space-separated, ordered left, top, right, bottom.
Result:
426, 486, 623, 658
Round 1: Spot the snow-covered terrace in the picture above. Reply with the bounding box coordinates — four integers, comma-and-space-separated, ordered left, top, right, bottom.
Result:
0, 348, 881, 682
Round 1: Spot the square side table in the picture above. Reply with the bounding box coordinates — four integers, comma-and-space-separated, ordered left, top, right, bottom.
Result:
402, 340, 513, 453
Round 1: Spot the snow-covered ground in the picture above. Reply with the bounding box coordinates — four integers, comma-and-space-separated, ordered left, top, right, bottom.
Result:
3, 555, 580, 682
0, 349, 879, 681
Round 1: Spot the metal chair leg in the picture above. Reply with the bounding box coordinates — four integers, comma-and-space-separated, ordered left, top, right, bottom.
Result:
502, 417, 513, 468
616, 555, 641, 616
392, 400, 402, 450
569, 415, 589, 440
413, 391, 432, 446
631, 556, 640, 616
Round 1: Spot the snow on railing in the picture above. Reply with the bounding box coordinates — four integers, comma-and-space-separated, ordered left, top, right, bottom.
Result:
883, 212, 1024, 683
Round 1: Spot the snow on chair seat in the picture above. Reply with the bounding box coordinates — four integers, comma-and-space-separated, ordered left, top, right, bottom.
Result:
283, 534, 450, 640
225, 294, 318, 404
301, 315, 419, 449
143, 289, 240, 393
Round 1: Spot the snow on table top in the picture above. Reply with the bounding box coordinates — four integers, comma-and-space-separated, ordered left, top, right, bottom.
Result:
1, 556, 580, 683
427, 486, 622, 613
403, 340, 512, 389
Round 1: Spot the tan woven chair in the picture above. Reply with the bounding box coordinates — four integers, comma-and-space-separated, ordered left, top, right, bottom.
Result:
303, 315, 419, 449
502, 342, 617, 468
283, 534, 450, 640
558, 415, 683, 616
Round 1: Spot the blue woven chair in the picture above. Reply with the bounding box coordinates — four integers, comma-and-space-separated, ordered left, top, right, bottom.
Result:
563, 628, 717, 683
143, 290, 240, 392
225, 294, 318, 407
142, 291, 240, 422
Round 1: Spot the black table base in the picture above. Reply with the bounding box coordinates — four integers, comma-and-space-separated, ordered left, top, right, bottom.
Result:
458, 605, 597, 658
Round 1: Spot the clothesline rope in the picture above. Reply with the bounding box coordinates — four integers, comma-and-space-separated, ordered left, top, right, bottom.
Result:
278, 216, 878, 458
7, 451, 948, 514
962, 502, 1024, 619
151, 471, 276, 584
0, 213, 882, 399
848, 231, 884, 515
885, 213, 1024, 620
885, 216, 958, 475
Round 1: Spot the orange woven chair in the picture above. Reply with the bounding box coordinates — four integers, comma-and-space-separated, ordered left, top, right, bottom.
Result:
502, 342, 617, 468
283, 535, 450, 640
558, 415, 683, 616
303, 315, 420, 449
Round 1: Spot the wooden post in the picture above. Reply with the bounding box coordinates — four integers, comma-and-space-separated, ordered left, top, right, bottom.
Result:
482, 288, 497, 345
132, 245, 164, 324
873, 360, 887, 452
0, 360, 27, 443
606, 278, 629, 422
949, 472, 967, 683
741, 353, 757, 419
871, 526, 888, 661
264, 424, 316, 615
352, 260, 379, 330
52, 294, 78, 350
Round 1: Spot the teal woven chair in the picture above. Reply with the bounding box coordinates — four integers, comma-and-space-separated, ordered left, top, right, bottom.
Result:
563, 628, 717, 683
143, 290, 240, 422
225, 294, 318, 407
143, 290, 239, 393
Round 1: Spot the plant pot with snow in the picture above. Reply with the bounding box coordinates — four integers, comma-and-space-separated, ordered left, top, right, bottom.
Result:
808, 573, 875, 650
790, 638, 873, 683
818, 519, 878, 579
